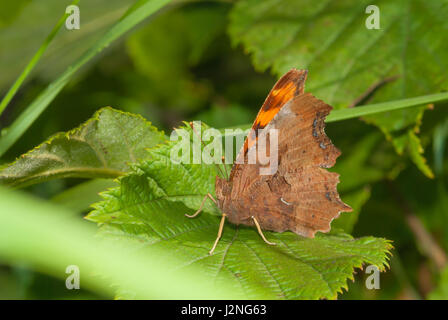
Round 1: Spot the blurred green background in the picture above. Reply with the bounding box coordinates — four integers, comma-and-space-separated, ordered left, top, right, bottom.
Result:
0, 0, 447, 299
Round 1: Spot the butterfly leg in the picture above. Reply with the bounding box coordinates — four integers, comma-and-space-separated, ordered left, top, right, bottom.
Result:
209, 213, 227, 255
185, 193, 217, 218
251, 216, 276, 246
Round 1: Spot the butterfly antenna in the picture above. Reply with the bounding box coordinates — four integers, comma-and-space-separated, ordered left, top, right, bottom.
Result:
189, 121, 226, 179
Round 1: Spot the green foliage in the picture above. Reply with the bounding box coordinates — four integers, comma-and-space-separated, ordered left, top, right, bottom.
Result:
86, 123, 392, 299
325, 93, 448, 124
0, 186, 237, 299
51, 179, 117, 213
330, 133, 393, 233
195, 104, 255, 129
127, 3, 228, 111
433, 118, 448, 175
1, 0, 447, 301
0, 108, 165, 188
229, 0, 448, 177
0, 0, 171, 157
0, 0, 79, 117
332, 187, 371, 234
429, 266, 448, 299
0, 0, 136, 90
0, 0, 30, 27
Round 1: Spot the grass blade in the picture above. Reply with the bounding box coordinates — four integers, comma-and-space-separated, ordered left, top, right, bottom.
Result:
326, 92, 448, 123
222, 91, 448, 136
0, 0, 80, 118
0, 0, 171, 158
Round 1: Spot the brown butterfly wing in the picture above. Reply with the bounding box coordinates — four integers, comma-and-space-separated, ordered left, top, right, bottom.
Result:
216, 68, 308, 219
215, 91, 351, 238
240, 69, 307, 158
219, 68, 307, 202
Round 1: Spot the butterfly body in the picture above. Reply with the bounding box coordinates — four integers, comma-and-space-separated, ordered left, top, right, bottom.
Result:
214, 69, 351, 238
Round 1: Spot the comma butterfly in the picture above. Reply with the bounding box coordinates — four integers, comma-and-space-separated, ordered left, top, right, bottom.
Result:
188, 69, 352, 254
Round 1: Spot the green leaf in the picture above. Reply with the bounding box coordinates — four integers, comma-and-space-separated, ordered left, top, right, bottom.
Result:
87, 123, 392, 299
408, 130, 434, 178
87, 122, 224, 223
0, 0, 171, 157
0, 107, 165, 188
229, 0, 448, 177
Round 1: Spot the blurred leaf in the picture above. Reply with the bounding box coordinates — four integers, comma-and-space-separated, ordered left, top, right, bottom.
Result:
332, 187, 371, 234
0, 0, 171, 157
127, 3, 228, 111
0, 0, 30, 27
428, 266, 448, 299
408, 130, 434, 178
0, 0, 136, 90
229, 0, 448, 177
395, 165, 448, 251
195, 103, 255, 128
334, 133, 401, 192
51, 179, 117, 213
0, 186, 238, 299
0, 107, 166, 188
0, 0, 79, 117
331, 132, 400, 233
86, 123, 392, 300
433, 117, 448, 175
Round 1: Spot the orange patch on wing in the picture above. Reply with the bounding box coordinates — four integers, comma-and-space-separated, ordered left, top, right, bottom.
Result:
254, 82, 295, 129
243, 69, 308, 154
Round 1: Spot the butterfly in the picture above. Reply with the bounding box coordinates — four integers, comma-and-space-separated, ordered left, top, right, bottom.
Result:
187, 69, 352, 255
